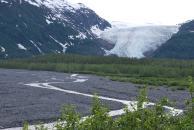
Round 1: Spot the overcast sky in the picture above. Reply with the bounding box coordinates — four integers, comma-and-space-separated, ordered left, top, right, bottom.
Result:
70, 0, 194, 25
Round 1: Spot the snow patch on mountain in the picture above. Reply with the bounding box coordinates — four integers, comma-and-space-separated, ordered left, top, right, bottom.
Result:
0, 0, 8, 3
91, 25, 104, 37
46, 19, 52, 24
25, 0, 39, 7
30, 40, 42, 53
98, 23, 179, 58
0, 46, 5, 52
68, 35, 74, 40
23, 0, 90, 36
76, 32, 87, 39
49, 35, 68, 53
71, 3, 87, 10
17, 44, 27, 50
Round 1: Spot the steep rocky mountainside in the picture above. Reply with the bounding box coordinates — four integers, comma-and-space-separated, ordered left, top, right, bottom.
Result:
0, 0, 112, 58
153, 20, 194, 59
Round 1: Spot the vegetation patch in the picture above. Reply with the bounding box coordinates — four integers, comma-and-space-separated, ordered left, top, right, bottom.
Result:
1, 54, 194, 88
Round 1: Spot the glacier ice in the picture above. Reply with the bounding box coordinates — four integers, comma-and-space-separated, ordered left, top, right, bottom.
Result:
99, 23, 179, 58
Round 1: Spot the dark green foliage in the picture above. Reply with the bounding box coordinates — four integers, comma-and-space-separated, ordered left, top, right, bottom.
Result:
187, 76, 194, 123
35, 124, 48, 130
79, 96, 114, 130
55, 105, 80, 130
1, 54, 194, 88
22, 122, 30, 130
137, 87, 148, 110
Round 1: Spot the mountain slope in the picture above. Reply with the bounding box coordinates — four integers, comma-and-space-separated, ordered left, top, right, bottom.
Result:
153, 20, 194, 59
0, 0, 112, 58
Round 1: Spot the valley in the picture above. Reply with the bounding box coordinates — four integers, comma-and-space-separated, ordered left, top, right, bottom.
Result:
1, 0, 194, 129
1, 0, 194, 59
0, 68, 188, 129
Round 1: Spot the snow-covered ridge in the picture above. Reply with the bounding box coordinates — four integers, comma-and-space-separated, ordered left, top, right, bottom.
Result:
97, 23, 179, 58
0, 0, 88, 13
23, 0, 87, 11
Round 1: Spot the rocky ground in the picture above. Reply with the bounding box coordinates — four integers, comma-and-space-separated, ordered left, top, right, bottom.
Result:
0, 69, 190, 129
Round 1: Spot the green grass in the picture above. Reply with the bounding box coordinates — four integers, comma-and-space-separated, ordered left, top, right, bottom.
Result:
110, 76, 188, 90
1, 54, 194, 88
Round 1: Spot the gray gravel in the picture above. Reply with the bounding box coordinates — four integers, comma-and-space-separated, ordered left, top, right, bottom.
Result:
0, 69, 190, 129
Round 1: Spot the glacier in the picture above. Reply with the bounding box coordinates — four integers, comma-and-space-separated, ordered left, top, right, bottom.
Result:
97, 22, 179, 58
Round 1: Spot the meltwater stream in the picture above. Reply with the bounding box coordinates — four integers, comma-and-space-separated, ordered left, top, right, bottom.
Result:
3, 74, 183, 130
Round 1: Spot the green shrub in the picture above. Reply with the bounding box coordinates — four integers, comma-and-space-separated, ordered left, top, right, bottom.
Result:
22, 80, 194, 129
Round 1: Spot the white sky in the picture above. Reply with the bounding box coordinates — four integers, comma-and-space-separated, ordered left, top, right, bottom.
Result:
69, 0, 194, 25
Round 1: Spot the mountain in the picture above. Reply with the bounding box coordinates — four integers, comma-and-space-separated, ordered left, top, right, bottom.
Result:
153, 20, 194, 59
0, 0, 112, 58
1, 0, 194, 59
97, 22, 178, 58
